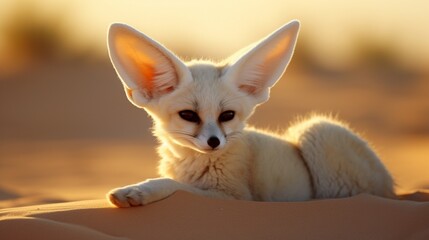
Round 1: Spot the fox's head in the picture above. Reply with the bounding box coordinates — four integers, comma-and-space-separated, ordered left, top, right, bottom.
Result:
107, 21, 300, 154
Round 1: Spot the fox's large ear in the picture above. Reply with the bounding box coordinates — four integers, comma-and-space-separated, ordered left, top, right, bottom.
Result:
224, 20, 300, 104
108, 23, 192, 107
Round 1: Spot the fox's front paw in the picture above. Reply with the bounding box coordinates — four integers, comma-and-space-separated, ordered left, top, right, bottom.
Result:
107, 178, 180, 208
107, 185, 147, 208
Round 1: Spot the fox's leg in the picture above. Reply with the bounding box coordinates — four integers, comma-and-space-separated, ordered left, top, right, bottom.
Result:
286, 115, 395, 199
107, 178, 234, 207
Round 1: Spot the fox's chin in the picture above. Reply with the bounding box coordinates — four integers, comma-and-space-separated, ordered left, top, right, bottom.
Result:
181, 143, 225, 155
170, 138, 226, 154
189, 146, 225, 154
199, 148, 224, 154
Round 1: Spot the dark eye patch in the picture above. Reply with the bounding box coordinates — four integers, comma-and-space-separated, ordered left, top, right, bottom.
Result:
219, 111, 235, 122
179, 110, 200, 123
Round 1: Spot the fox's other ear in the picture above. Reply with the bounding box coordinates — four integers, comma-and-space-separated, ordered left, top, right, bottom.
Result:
108, 23, 191, 107
224, 20, 300, 104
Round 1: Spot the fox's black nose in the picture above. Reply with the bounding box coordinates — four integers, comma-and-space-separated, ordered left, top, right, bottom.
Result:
207, 136, 220, 149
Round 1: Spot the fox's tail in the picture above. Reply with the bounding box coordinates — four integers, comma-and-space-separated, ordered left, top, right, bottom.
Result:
286, 115, 395, 199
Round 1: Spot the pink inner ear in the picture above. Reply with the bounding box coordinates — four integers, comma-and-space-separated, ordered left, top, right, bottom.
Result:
135, 59, 155, 97
232, 31, 295, 98
163, 85, 175, 93
112, 27, 182, 100
115, 34, 158, 97
239, 85, 258, 94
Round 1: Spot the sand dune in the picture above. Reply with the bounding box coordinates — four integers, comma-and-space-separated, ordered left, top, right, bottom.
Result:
1, 191, 429, 240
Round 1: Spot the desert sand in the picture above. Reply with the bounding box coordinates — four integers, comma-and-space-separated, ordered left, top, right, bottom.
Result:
1, 191, 429, 240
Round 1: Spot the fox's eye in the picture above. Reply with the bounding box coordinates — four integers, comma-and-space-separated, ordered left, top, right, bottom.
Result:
179, 110, 200, 123
219, 111, 235, 122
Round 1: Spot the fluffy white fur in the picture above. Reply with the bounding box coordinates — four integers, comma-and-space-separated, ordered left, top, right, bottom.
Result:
106, 20, 395, 207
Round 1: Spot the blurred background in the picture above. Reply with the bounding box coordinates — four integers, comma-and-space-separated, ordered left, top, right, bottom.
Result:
0, 0, 428, 207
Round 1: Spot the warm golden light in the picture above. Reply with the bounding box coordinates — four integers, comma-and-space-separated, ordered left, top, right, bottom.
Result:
0, 0, 428, 208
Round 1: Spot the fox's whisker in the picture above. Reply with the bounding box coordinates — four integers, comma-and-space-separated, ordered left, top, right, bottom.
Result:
168, 130, 196, 138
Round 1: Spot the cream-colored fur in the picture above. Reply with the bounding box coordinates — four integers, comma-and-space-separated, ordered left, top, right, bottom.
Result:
106, 20, 395, 207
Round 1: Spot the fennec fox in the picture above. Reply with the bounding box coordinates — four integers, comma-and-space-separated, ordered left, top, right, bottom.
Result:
107, 20, 394, 207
